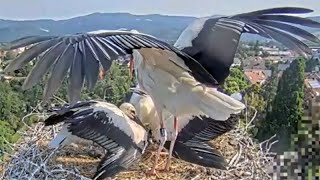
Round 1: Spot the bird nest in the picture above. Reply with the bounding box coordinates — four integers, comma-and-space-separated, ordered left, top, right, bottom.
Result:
0, 113, 278, 180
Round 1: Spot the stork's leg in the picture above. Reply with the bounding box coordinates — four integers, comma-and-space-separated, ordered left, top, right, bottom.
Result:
164, 117, 178, 171
148, 109, 167, 175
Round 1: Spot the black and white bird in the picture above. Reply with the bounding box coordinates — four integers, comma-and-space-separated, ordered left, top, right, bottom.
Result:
44, 100, 149, 180
3, 6, 320, 174
127, 87, 241, 170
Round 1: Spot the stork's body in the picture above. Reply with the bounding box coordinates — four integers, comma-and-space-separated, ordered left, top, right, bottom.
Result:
44, 101, 149, 180
131, 48, 244, 173
133, 48, 243, 119
128, 87, 241, 170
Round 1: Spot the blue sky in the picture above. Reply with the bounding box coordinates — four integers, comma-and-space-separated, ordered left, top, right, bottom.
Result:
1, 0, 320, 20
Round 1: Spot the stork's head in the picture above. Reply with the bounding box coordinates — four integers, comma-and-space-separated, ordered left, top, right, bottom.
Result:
119, 103, 137, 120
119, 102, 153, 146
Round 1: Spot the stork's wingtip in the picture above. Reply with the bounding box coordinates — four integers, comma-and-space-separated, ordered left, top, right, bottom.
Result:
295, 7, 314, 13
303, 8, 314, 13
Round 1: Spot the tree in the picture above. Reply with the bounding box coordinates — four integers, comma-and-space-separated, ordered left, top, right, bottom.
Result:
261, 66, 279, 114
0, 81, 26, 131
257, 58, 306, 151
79, 63, 133, 106
0, 81, 26, 157
223, 67, 249, 94
305, 57, 320, 72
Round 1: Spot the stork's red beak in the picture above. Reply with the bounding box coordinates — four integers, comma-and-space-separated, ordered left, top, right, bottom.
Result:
129, 57, 134, 80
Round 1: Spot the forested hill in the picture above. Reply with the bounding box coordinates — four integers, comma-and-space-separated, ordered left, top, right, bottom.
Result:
0, 13, 195, 43
0, 13, 319, 43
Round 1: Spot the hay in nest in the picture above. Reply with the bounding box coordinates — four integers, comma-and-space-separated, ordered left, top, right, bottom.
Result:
1, 110, 278, 180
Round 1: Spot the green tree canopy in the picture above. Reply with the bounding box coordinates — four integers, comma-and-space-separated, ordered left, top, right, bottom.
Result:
257, 58, 306, 151
305, 57, 320, 72
223, 67, 249, 94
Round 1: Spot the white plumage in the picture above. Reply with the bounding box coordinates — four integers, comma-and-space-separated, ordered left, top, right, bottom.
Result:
132, 48, 245, 120
48, 124, 84, 149
131, 47, 245, 172
128, 87, 242, 169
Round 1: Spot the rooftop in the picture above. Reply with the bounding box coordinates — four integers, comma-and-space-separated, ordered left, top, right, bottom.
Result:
244, 70, 268, 85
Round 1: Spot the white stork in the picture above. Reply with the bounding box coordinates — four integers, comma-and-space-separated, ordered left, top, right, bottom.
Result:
3, 6, 320, 174
44, 100, 149, 180
127, 86, 243, 171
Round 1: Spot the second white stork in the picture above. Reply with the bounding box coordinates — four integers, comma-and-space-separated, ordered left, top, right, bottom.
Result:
127, 87, 243, 171
44, 100, 149, 180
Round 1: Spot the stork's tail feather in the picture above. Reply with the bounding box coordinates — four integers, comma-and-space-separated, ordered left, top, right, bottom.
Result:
167, 141, 227, 169
44, 101, 97, 126
205, 114, 239, 137
44, 111, 74, 126
45, 101, 98, 149
195, 87, 245, 120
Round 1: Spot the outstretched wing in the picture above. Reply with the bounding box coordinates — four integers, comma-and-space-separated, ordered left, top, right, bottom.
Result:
165, 114, 238, 169
2, 31, 217, 103
175, 7, 320, 84
177, 114, 238, 143
169, 140, 227, 169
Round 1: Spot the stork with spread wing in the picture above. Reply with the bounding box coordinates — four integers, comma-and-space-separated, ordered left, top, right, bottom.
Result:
3, 7, 320, 174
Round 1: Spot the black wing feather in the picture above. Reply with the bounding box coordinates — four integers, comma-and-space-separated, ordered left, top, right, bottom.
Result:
43, 44, 75, 101
252, 19, 320, 43
68, 44, 85, 104
234, 7, 313, 17
176, 115, 238, 143
4, 38, 61, 72
83, 40, 100, 90
179, 7, 320, 84
22, 40, 67, 89
262, 26, 311, 54
255, 15, 320, 28
2, 35, 57, 50
163, 115, 238, 169
3, 31, 217, 102
167, 140, 227, 169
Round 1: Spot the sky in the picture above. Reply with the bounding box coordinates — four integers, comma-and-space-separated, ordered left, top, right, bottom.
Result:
0, 0, 319, 20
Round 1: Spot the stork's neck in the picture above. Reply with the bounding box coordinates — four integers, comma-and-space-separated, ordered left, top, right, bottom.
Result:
132, 50, 143, 70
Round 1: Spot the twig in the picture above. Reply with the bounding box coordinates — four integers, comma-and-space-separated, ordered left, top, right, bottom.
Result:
245, 106, 257, 131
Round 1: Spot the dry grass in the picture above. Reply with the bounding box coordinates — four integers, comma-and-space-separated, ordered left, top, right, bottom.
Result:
0, 109, 277, 180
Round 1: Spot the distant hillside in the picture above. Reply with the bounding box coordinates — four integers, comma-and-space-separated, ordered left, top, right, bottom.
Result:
0, 13, 195, 44
0, 13, 319, 43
